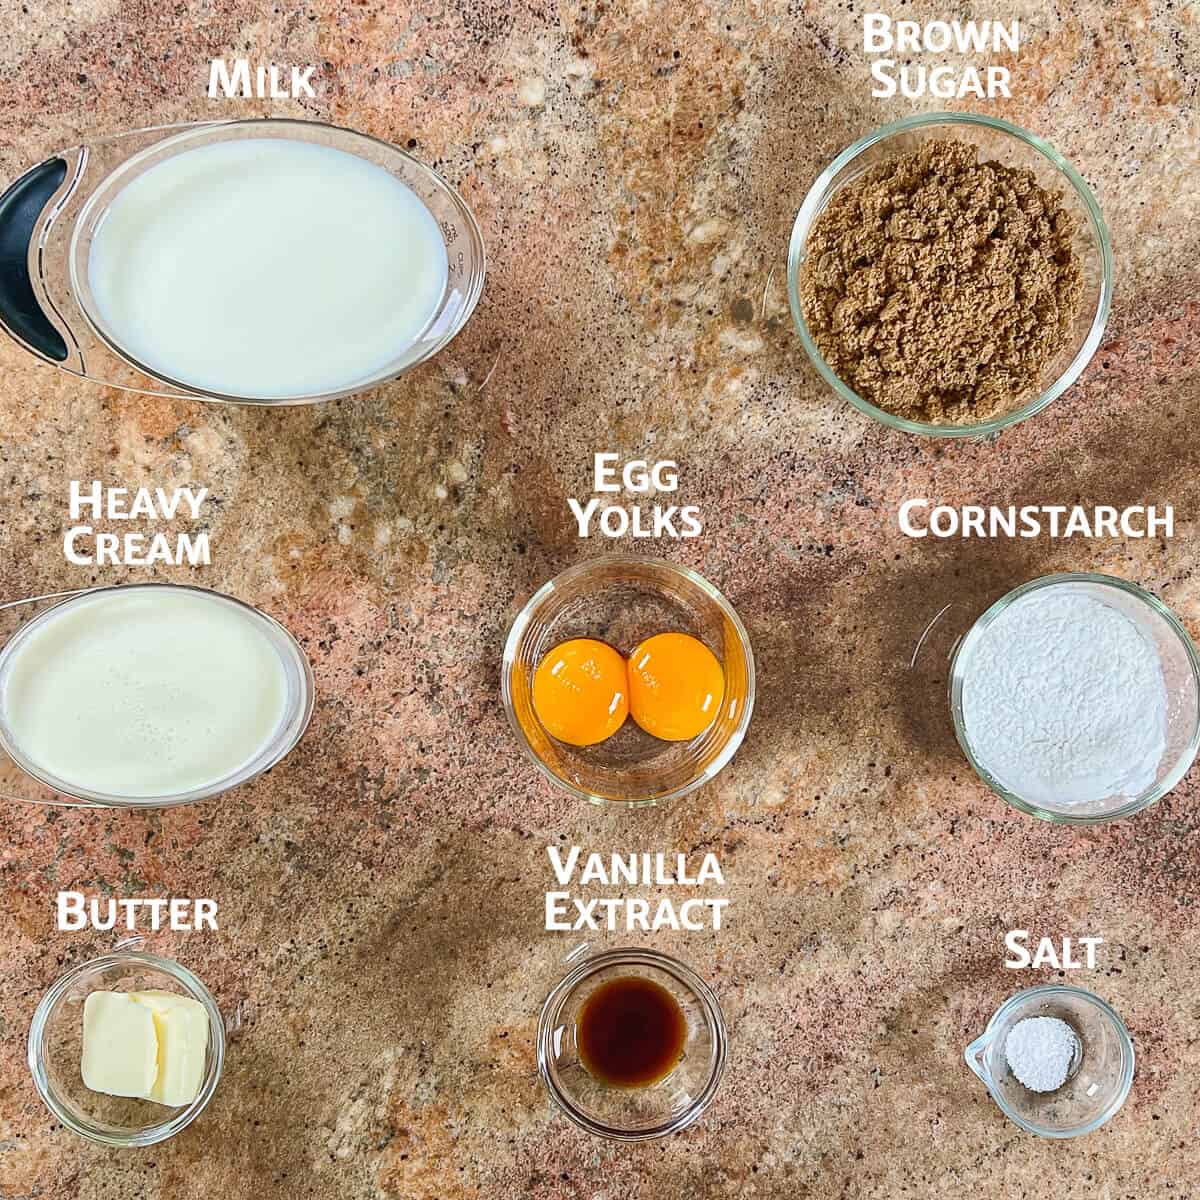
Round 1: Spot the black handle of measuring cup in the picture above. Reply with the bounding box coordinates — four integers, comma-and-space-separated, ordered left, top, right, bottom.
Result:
0, 157, 68, 362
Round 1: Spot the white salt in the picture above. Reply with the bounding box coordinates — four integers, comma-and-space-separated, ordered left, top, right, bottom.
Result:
1004, 1016, 1078, 1093
961, 589, 1168, 806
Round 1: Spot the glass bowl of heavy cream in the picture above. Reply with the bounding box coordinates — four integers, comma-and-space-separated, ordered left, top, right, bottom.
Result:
0, 583, 314, 808
28, 939, 224, 1146
950, 572, 1200, 823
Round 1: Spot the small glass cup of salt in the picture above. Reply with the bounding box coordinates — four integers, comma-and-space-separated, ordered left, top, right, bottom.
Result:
965, 984, 1134, 1138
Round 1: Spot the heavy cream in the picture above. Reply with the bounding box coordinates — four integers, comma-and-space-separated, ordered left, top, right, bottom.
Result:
85, 137, 449, 399
0, 587, 292, 799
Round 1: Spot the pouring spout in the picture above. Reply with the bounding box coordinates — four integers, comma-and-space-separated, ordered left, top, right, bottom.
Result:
965, 1034, 993, 1084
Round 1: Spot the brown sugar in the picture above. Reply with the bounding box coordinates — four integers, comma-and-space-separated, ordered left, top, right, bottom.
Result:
798, 138, 1085, 426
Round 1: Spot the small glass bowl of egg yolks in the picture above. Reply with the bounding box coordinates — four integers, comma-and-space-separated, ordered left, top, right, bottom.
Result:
502, 557, 755, 806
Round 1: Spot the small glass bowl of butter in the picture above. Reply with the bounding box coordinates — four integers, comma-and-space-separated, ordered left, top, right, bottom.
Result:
28, 937, 224, 1146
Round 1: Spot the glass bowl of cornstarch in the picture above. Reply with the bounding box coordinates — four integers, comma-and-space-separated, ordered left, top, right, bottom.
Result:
950, 572, 1200, 823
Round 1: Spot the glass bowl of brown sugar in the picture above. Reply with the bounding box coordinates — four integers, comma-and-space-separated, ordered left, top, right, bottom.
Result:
787, 113, 1113, 439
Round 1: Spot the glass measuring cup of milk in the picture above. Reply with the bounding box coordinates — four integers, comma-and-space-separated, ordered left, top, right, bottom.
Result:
0, 584, 313, 808
0, 118, 485, 404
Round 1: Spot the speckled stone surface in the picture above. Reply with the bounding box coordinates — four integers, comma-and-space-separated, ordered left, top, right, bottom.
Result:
0, 1, 1198, 1196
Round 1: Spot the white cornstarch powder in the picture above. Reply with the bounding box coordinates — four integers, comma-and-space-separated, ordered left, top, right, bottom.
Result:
961, 588, 1168, 806
1004, 1016, 1079, 1092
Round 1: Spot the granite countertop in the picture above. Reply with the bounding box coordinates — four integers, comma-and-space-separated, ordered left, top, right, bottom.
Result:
1, 1, 1199, 1196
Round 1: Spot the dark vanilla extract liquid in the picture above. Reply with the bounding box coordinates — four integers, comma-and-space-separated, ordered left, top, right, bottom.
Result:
577, 976, 688, 1088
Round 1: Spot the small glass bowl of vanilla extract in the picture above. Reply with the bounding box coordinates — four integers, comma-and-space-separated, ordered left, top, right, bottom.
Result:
536, 947, 727, 1141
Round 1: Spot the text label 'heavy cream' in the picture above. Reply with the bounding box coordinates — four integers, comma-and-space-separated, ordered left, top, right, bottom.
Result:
57, 891, 218, 932
1005, 930, 1104, 970
545, 846, 728, 932
570, 454, 702, 539
64, 481, 211, 566
864, 13, 1019, 99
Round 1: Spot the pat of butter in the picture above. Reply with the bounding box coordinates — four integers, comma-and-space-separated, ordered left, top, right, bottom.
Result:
80, 989, 209, 1107
81, 992, 158, 1098
128, 990, 209, 1107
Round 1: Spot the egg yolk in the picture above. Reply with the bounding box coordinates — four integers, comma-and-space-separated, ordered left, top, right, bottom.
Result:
627, 632, 725, 741
532, 638, 629, 746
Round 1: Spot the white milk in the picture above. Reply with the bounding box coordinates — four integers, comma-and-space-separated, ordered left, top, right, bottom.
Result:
86, 137, 449, 399
0, 588, 291, 799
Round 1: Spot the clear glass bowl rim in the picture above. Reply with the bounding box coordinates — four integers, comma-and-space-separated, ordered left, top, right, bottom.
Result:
786, 112, 1114, 439
535, 946, 728, 1141
0, 581, 315, 808
27, 940, 226, 1147
67, 117, 486, 407
949, 571, 1200, 824
966, 982, 1134, 1139
500, 555, 757, 807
